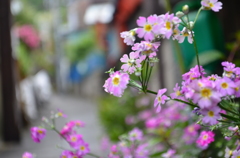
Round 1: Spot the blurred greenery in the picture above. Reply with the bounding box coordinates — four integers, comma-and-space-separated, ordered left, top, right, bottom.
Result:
16, 43, 33, 76
65, 30, 96, 63
98, 90, 146, 141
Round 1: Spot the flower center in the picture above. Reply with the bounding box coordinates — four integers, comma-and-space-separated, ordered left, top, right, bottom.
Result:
61, 156, 67, 158
176, 90, 181, 96
183, 32, 189, 37
71, 136, 77, 142
221, 82, 228, 89
237, 156, 240, 158
173, 29, 178, 35
143, 50, 152, 55
158, 97, 162, 102
37, 130, 43, 134
165, 21, 171, 30
235, 87, 239, 91
208, 111, 214, 117
112, 77, 120, 86
80, 146, 85, 151
144, 24, 152, 32
203, 134, 208, 140
201, 88, 212, 98
208, 2, 214, 8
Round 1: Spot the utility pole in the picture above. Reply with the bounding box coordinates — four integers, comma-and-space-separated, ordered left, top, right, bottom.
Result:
0, 0, 21, 142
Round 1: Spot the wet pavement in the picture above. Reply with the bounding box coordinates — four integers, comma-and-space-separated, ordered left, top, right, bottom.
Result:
0, 94, 105, 158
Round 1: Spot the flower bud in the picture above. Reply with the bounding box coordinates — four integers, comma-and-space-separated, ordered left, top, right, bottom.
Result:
176, 11, 184, 18
182, 5, 189, 14
135, 71, 141, 76
188, 21, 194, 29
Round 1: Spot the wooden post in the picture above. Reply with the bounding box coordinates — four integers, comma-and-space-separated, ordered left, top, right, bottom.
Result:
0, 0, 21, 142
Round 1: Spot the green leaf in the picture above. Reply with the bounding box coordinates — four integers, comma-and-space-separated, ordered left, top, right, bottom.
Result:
190, 50, 224, 68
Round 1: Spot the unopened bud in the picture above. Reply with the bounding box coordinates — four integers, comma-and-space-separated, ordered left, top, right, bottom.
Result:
182, 5, 189, 14
188, 21, 194, 29
176, 11, 184, 18
135, 71, 141, 76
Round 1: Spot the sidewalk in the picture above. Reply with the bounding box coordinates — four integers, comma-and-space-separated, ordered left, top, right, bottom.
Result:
0, 94, 105, 158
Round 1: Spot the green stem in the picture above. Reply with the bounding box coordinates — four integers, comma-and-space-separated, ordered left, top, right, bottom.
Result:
218, 104, 239, 116
145, 90, 198, 108
144, 59, 149, 91
172, 98, 198, 108
190, 30, 202, 76
146, 89, 157, 95
193, 7, 203, 28
146, 66, 153, 87
220, 113, 239, 122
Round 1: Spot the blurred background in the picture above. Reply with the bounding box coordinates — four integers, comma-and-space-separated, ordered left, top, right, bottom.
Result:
0, 0, 240, 157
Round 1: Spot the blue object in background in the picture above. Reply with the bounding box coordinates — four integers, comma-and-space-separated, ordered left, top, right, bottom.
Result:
69, 51, 106, 83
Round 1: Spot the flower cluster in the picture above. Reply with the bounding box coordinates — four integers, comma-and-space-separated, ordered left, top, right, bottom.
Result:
15, 25, 40, 49
26, 110, 90, 158
102, 0, 228, 156
107, 128, 150, 158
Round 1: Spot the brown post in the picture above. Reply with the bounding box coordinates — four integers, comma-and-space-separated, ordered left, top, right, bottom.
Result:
0, 0, 21, 142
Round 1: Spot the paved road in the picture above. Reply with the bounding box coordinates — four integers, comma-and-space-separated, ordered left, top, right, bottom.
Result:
0, 94, 105, 158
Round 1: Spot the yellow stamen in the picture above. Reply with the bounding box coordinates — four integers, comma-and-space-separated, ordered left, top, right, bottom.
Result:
37, 130, 43, 134
221, 82, 228, 89
183, 32, 189, 37
208, 111, 214, 117
158, 97, 161, 102
208, 2, 214, 8
71, 137, 77, 142
144, 24, 152, 32
80, 146, 85, 150
165, 21, 171, 30
176, 91, 181, 96
201, 88, 212, 98
235, 87, 239, 91
112, 77, 120, 86
203, 135, 208, 140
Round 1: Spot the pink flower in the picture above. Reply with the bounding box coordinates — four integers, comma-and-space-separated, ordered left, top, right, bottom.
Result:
66, 134, 83, 147
182, 65, 206, 83
136, 15, 159, 41
190, 78, 221, 109
232, 150, 240, 158
56, 109, 67, 118
170, 83, 182, 99
75, 141, 90, 156
201, 0, 222, 12
157, 13, 181, 39
103, 71, 130, 97
108, 145, 120, 158
132, 41, 160, 59
201, 106, 221, 125
120, 30, 136, 46
60, 150, 73, 158
216, 77, 236, 96
134, 144, 149, 158
60, 122, 75, 137
129, 128, 143, 142
30, 127, 46, 143
16, 25, 40, 49
178, 27, 193, 44
22, 152, 33, 158
145, 117, 160, 129
196, 131, 215, 149
154, 88, 168, 112
73, 120, 85, 127
120, 52, 141, 74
